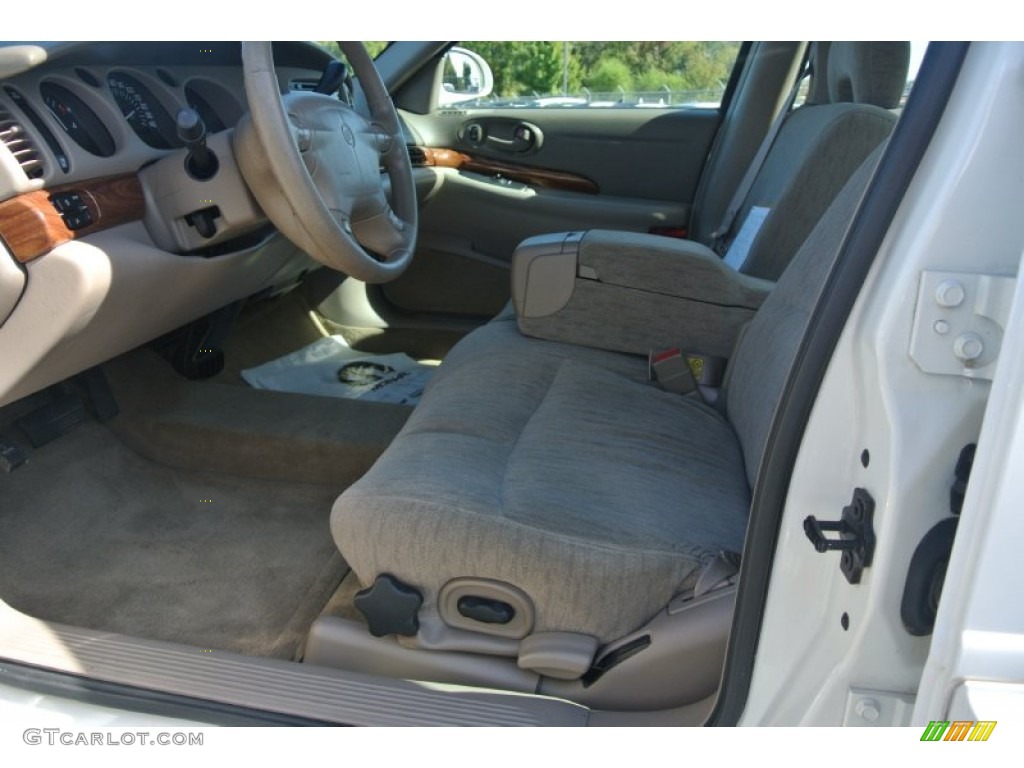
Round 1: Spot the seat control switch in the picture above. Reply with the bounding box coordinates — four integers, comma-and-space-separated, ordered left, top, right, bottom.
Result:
457, 596, 515, 625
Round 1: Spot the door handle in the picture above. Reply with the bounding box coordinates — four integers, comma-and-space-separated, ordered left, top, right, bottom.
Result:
489, 122, 538, 152
461, 121, 542, 153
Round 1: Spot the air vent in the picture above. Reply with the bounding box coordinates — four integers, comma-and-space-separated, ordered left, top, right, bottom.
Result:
407, 145, 426, 165
0, 106, 44, 179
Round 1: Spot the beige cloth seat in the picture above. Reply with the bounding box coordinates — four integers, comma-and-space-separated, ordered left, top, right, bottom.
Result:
694, 41, 909, 280
331, 146, 884, 647
334, 312, 749, 642
330, 42, 910, 653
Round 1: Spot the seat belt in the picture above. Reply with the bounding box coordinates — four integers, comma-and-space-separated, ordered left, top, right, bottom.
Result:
709, 43, 813, 257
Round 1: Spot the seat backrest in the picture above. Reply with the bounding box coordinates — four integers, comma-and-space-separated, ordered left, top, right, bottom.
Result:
706, 42, 909, 281
724, 143, 885, 488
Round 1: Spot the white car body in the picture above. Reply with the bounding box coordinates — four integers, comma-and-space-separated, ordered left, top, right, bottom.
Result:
744, 41, 1024, 727
0, 40, 1020, 736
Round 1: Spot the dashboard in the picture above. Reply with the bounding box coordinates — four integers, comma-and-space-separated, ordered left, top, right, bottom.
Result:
0, 42, 336, 407
0, 41, 333, 187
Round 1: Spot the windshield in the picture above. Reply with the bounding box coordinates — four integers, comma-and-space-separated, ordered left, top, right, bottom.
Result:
317, 41, 389, 60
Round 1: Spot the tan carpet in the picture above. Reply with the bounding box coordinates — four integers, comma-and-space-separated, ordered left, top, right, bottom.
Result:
0, 420, 346, 659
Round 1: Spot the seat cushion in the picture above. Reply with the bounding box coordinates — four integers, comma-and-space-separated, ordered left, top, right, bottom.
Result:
331, 319, 751, 643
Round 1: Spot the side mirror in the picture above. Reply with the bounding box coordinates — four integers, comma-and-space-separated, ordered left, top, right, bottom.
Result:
438, 47, 494, 106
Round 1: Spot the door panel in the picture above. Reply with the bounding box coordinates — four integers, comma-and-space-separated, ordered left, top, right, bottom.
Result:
385, 164, 692, 318
384, 106, 720, 319
405, 107, 720, 201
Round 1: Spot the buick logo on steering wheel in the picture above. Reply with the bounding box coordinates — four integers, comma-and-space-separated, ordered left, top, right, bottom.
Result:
341, 122, 355, 146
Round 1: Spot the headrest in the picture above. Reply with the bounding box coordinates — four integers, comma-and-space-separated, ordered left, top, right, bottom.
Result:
827, 42, 911, 109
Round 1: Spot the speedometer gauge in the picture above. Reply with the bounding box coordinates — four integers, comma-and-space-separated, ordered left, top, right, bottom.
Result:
107, 72, 180, 149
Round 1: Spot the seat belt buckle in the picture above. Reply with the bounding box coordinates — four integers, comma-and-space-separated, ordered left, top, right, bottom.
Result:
687, 354, 726, 387
687, 354, 728, 405
651, 349, 728, 400
649, 348, 692, 394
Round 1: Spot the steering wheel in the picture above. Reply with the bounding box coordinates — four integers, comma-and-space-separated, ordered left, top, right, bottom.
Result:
233, 42, 417, 283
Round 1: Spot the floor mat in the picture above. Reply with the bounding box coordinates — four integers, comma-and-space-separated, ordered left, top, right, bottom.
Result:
0, 421, 346, 659
241, 335, 435, 406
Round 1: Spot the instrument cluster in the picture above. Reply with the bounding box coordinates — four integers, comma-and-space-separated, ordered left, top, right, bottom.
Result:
0, 42, 333, 184
4, 61, 243, 177
67, 68, 234, 152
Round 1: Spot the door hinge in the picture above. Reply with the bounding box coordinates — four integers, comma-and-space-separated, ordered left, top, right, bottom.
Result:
804, 488, 876, 584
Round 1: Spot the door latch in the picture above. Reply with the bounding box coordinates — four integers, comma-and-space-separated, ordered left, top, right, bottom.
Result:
804, 488, 876, 584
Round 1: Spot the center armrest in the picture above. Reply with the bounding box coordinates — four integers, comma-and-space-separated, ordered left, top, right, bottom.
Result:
511, 230, 774, 358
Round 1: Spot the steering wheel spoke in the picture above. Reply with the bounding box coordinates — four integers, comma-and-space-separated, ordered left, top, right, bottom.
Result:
351, 199, 413, 262
367, 122, 398, 156
234, 42, 417, 283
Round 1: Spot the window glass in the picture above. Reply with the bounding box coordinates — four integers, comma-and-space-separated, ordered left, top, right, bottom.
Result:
454, 41, 741, 109
904, 40, 929, 103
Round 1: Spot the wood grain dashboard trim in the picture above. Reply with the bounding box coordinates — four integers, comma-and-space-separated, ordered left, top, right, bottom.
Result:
411, 146, 599, 195
0, 174, 144, 264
